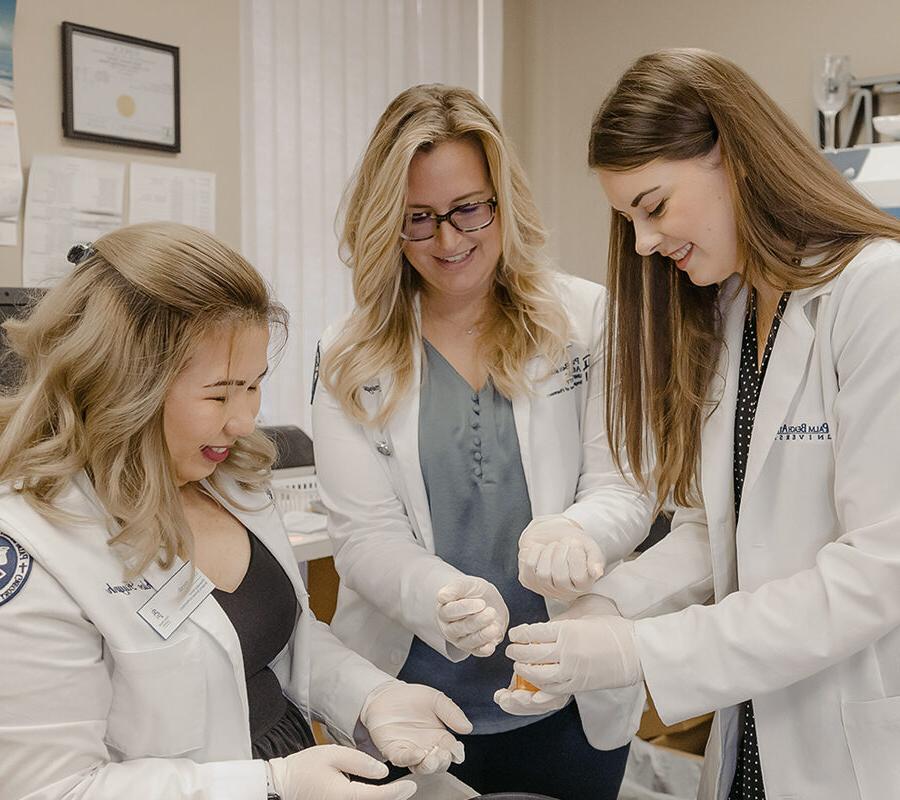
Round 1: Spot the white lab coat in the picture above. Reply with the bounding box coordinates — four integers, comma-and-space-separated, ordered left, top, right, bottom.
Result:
312, 273, 654, 750
0, 472, 393, 800
595, 239, 900, 799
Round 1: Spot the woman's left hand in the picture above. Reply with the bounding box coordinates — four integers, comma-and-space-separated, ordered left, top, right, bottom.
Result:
506, 616, 643, 694
360, 681, 473, 774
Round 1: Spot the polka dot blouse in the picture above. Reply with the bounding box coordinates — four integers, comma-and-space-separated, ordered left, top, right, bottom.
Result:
728, 288, 790, 800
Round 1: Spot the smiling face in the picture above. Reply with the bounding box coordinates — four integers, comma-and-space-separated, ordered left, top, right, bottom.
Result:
163, 323, 269, 487
598, 147, 740, 286
401, 137, 502, 305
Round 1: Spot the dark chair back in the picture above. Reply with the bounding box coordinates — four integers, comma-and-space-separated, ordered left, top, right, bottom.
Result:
260, 425, 314, 470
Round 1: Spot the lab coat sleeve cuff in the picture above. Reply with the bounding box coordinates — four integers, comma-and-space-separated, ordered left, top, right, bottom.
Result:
562, 495, 654, 566
198, 760, 269, 800
401, 559, 470, 661
634, 614, 705, 725
170, 760, 269, 800
574, 682, 647, 750
349, 678, 398, 758
323, 669, 395, 751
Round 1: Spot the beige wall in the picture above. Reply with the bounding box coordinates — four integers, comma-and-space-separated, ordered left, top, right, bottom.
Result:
4, 0, 241, 286
502, 0, 900, 283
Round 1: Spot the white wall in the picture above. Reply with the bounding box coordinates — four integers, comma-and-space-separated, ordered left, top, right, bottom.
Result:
502, 0, 900, 283
3, 0, 241, 286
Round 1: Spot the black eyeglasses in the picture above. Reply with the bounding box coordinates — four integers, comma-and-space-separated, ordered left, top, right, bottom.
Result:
400, 197, 497, 242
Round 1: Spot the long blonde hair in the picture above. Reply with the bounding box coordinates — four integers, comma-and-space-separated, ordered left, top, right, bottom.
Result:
322, 84, 569, 425
0, 222, 288, 573
588, 48, 900, 510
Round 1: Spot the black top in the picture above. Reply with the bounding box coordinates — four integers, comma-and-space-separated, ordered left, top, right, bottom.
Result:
212, 531, 314, 758
728, 289, 790, 800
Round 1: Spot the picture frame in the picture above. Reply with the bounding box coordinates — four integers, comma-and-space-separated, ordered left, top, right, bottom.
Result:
61, 22, 180, 153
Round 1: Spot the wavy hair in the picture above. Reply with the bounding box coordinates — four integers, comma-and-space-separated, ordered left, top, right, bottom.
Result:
588, 48, 900, 510
0, 222, 288, 574
322, 83, 569, 425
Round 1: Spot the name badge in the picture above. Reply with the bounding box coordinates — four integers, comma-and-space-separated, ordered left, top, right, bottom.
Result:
138, 557, 214, 640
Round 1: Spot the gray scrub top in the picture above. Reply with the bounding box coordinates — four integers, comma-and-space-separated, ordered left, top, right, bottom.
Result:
397, 340, 553, 733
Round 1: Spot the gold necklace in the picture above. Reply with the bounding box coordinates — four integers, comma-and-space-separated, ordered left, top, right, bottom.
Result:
422, 300, 482, 336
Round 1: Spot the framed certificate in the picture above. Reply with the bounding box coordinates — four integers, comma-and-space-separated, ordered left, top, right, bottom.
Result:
61, 22, 180, 153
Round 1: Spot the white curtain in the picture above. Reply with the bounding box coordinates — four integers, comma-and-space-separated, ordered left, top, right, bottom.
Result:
240, 0, 502, 433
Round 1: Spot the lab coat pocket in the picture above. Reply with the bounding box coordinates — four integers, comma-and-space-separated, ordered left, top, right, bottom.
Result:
842, 695, 900, 799
105, 636, 207, 757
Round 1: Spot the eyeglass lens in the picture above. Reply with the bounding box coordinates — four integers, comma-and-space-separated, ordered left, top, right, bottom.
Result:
403, 200, 494, 241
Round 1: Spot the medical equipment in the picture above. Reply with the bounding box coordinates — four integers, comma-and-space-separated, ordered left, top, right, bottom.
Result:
825, 142, 900, 217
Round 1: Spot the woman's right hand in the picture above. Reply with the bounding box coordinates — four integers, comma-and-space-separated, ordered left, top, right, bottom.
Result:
436, 575, 509, 656
268, 745, 417, 800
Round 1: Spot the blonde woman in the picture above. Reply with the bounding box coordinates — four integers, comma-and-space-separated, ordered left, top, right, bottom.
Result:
312, 85, 653, 799
507, 49, 900, 800
0, 223, 473, 800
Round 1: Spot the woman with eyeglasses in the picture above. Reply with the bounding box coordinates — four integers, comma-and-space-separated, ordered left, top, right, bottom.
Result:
311, 84, 654, 799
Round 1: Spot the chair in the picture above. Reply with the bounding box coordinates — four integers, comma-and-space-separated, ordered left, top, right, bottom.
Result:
260, 425, 314, 470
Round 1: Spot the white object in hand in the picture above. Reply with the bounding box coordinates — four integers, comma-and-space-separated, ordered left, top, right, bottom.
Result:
518, 515, 605, 601
436, 575, 509, 656
361, 681, 472, 774
506, 616, 643, 694
268, 744, 417, 800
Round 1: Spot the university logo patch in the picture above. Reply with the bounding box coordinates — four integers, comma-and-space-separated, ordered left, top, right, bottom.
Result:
0, 534, 32, 606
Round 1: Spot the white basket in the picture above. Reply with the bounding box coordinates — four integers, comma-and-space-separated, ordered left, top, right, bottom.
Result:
271, 468, 320, 513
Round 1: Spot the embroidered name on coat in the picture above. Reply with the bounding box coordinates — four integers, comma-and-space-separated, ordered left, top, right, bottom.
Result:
776, 421, 832, 441
548, 353, 591, 397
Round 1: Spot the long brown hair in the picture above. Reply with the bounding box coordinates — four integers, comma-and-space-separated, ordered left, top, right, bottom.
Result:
588, 48, 900, 510
0, 222, 288, 573
323, 84, 568, 426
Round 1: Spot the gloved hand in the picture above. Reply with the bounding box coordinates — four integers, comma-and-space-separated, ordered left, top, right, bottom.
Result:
518, 515, 605, 601
268, 744, 417, 800
437, 575, 509, 657
493, 595, 620, 715
493, 673, 570, 717
505, 616, 642, 695
361, 681, 472, 774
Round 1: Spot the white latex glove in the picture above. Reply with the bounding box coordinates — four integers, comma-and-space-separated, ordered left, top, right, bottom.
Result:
493, 674, 570, 717
505, 616, 643, 695
518, 515, 605, 601
361, 681, 472, 774
269, 745, 416, 800
493, 595, 620, 716
437, 575, 509, 657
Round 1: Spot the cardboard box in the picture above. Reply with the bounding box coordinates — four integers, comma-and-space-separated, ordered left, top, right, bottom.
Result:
637, 695, 712, 757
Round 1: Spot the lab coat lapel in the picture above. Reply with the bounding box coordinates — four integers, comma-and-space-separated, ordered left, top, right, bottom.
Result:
741, 291, 817, 503
187, 481, 292, 734
384, 319, 435, 552
186, 590, 252, 757
210, 481, 314, 733
511, 357, 539, 514
701, 278, 744, 596
71, 473, 247, 687
186, 594, 248, 697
